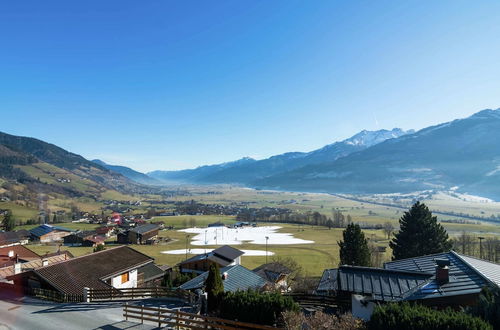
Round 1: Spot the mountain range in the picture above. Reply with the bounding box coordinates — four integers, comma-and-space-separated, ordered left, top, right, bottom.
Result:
148, 109, 500, 200
1, 108, 500, 201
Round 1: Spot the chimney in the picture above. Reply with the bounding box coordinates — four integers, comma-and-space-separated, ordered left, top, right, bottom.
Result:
435, 258, 450, 284
8, 250, 14, 258
14, 263, 22, 275
42, 259, 49, 267
221, 272, 228, 281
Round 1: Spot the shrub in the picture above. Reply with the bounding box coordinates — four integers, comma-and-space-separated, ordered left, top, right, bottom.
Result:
369, 302, 492, 330
467, 287, 500, 329
282, 311, 365, 330
219, 290, 299, 326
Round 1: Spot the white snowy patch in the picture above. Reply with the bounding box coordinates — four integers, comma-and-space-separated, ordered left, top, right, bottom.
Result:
178, 226, 314, 246
161, 249, 274, 256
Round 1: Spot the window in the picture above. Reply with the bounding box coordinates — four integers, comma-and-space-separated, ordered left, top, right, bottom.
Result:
121, 272, 129, 284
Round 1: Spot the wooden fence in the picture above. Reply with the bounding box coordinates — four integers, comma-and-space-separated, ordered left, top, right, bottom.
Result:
284, 293, 340, 308
88, 287, 194, 304
0, 284, 84, 303
123, 303, 280, 330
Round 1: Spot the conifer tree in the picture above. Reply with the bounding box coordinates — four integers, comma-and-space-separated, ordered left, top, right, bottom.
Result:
205, 263, 224, 312
2, 210, 15, 231
390, 201, 452, 260
338, 223, 371, 266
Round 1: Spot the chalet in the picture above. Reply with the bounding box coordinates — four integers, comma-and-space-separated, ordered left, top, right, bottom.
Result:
180, 264, 269, 292
0, 248, 71, 280
95, 226, 115, 237
118, 223, 160, 245
29, 224, 73, 243
0, 230, 30, 248
316, 251, 500, 320
178, 245, 244, 274
9, 246, 164, 294
63, 231, 105, 247
0, 245, 41, 268
253, 262, 292, 291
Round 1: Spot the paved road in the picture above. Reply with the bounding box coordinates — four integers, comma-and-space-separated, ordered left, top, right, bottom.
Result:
0, 292, 189, 330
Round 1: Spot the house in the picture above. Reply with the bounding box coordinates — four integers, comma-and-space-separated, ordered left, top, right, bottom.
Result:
9, 246, 163, 294
63, 231, 106, 247
118, 223, 160, 245
95, 226, 115, 238
0, 245, 41, 268
207, 222, 225, 228
180, 264, 269, 292
0, 230, 30, 248
253, 262, 292, 291
178, 245, 244, 274
0, 249, 71, 281
316, 251, 500, 320
29, 224, 73, 243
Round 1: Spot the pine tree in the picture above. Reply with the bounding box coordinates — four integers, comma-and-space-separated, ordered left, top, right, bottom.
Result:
2, 210, 15, 231
390, 201, 452, 260
338, 223, 371, 266
205, 263, 224, 312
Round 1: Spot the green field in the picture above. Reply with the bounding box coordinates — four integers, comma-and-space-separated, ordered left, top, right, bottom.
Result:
25, 222, 390, 276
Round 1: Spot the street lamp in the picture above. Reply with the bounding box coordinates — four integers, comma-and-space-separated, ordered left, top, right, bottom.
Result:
265, 236, 269, 264
185, 234, 191, 261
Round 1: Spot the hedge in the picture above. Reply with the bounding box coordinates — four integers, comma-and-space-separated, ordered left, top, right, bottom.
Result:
369, 302, 492, 330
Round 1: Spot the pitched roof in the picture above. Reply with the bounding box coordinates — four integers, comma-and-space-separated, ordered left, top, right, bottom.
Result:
335, 266, 433, 301
179, 245, 244, 267
129, 223, 160, 235
317, 269, 339, 293
0, 231, 23, 246
458, 254, 500, 288
30, 246, 153, 294
0, 245, 41, 267
384, 251, 496, 301
253, 262, 292, 283
180, 265, 269, 292
138, 263, 165, 282
1, 253, 71, 279
29, 224, 72, 237
212, 245, 244, 261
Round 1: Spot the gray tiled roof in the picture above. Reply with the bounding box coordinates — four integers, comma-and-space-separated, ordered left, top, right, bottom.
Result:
384, 251, 491, 301
129, 223, 160, 235
180, 265, 268, 292
318, 266, 432, 301
458, 254, 500, 288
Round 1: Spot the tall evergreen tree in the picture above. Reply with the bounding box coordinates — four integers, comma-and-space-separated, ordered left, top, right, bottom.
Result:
390, 201, 452, 260
2, 210, 15, 231
338, 223, 371, 266
205, 263, 224, 312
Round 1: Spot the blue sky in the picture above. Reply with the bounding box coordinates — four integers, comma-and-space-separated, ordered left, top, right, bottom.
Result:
2, 1, 500, 172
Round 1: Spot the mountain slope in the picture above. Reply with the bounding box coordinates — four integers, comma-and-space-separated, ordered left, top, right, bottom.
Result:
0, 131, 144, 199
149, 128, 411, 184
256, 109, 500, 199
92, 159, 160, 185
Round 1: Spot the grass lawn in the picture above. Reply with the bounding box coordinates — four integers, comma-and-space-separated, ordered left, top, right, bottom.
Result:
152, 215, 237, 228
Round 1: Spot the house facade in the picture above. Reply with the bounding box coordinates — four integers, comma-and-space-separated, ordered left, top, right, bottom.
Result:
179, 245, 244, 274
316, 251, 500, 320
29, 224, 73, 243
8, 246, 163, 295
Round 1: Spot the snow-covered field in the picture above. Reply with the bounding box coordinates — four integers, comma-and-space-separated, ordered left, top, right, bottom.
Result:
161, 248, 274, 256
178, 225, 314, 246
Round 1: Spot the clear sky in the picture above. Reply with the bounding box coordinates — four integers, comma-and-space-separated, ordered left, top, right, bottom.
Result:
2, 1, 500, 172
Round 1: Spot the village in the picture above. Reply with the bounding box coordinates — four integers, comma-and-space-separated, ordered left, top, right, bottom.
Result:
0, 201, 499, 330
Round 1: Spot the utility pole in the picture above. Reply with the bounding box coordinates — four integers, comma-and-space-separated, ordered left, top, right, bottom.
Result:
478, 236, 485, 259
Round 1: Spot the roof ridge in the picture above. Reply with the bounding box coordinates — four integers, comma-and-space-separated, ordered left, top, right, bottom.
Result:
384, 251, 452, 266
452, 251, 498, 288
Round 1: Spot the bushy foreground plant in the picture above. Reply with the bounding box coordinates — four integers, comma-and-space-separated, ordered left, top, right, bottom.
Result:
282, 311, 366, 330
369, 302, 492, 330
218, 290, 299, 326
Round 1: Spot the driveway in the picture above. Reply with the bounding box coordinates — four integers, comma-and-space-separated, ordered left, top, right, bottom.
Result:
0, 291, 191, 330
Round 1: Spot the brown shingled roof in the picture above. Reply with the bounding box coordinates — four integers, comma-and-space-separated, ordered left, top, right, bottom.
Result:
0, 245, 41, 267
33, 246, 153, 294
